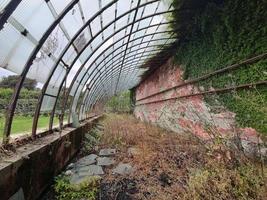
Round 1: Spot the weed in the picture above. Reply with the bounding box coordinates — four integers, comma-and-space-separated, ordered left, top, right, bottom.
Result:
54, 175, 100, 200
97, 114, 266, 200
185, 163, 266, 200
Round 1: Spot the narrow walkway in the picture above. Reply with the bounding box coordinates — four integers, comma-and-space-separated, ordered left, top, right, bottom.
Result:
44, 114, 265, 200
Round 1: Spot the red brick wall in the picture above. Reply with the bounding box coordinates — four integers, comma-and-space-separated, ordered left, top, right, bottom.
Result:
134, 58, 260, 145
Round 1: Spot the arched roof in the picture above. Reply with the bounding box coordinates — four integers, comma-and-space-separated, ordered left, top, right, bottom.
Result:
0, 0, 177, 142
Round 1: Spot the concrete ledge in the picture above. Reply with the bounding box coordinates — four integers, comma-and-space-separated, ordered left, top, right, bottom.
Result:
0, 116, 101, 200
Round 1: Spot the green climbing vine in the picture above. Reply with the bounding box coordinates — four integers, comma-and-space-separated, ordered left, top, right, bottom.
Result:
170, 0, 267, 134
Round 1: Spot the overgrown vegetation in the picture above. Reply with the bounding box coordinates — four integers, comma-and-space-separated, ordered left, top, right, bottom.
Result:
170, 0, 267, 134
185, 163, 265, 200
96, 114, 266, 199
104, 90, 132, 113
54, 175, 100, 200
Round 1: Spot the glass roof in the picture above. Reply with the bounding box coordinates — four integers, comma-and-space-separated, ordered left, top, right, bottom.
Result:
0, 0, 177, 143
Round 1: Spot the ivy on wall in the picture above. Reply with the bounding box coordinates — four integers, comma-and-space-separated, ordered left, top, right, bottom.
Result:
170, 0, 267, 134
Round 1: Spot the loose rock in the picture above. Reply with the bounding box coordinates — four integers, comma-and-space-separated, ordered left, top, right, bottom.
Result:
77, 165, 104, 176
99, 148, 116, 156
76, 154, 98, 166
97, 157, 115, 166
112, 163, 134, 175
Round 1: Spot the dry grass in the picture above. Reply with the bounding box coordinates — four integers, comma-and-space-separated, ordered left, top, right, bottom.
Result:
97, 114, 266, 200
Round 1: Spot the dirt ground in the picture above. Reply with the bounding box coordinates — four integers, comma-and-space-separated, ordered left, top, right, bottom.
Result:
88, 114, 267, 200
40, 113, 266, 200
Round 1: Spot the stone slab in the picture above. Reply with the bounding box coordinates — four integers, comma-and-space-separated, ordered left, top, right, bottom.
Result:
99, 148, 116, 156
112, 163, 134, 175
76, 154, 98, 166
97, 157, 115, 166
70, 165, 104, 184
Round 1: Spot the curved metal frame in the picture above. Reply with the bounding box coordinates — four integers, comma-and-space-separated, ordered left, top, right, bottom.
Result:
81, 34, 176, 109
44, 0, 170, 131
2, 0, 80, 143
0, 0, 177, 144
55, 10, 175, 126
32, 0, 119, 135
82, 49, 172, 113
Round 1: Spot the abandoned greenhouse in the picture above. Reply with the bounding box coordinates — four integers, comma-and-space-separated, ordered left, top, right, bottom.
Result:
0, 0, 266, 199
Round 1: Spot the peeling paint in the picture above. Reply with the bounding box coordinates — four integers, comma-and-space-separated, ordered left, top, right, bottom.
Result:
134, 58, 260, 147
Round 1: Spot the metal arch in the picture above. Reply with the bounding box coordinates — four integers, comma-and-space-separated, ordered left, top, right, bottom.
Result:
85, 44, 169, 88
120, 15, 174, 88
32, 0, 119, 135
114, 0, 171, 94
83, 60, 160, 112
65, 30, 176, 118
117, 33, 176, 89
79, 44, 174, 108
59, 42, 173, 118
2, 0, 80, 143
83, 68, 141, 113
64, 23, 176, 116
0, 0, 176, 143
72, 49, 169, 114
56, 13, 176, 126
85, 54, 168, 108
77, 24, 175, 90
64, 29, 177, 120
84, 73, 139, 115
113, 0, 141, 94
82, 51, 166, 102
75, 57, 158, 116
83, 67, 139, 110
82, 54, 170, 111
80, 52, 173, 112
85, 66, 144, 106
62, 12, 175, 115
37, 0, 166, 132
69, 30, 175, 98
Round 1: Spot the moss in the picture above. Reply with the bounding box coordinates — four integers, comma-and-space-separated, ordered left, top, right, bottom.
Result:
171, 0, 267, 135
54, 175, 100, 200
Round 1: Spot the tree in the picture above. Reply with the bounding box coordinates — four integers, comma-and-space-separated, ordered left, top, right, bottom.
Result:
0, 75, 37, 90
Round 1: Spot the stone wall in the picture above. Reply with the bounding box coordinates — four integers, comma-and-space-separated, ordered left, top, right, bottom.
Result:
134, 58, 260, 147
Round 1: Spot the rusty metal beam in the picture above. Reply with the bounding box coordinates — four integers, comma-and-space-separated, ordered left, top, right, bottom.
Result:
135, 52, 267, 102
136, 81, 267, 106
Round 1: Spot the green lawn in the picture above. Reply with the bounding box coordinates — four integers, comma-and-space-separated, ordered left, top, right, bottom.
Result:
0, 116, 58, 138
